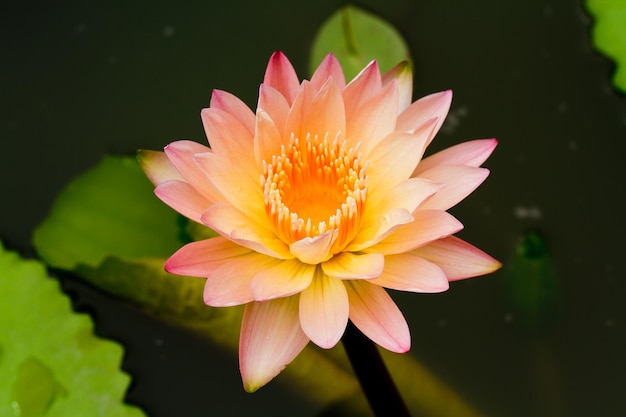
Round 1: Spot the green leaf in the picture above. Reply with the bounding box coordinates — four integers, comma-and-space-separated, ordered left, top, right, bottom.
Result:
0, 242, 145, 417
309, 5, 411, 80
33, 155, 184, 270
587, 0, 626, 92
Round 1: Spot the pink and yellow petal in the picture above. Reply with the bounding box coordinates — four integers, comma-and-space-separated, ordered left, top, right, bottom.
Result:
363, 123, 434, 201
344, 208, 414, 252
298, 78, 347, 143
365, 177, 444, 221
137, 149, 183, 186
411, 235, 502, 281
382, 61, 413, 113
165, 236, 252, 277
162, 140, 221, 202
284, 80, 317, 142
299, 270, 349, 348
342, 60, 383, 121
210, 89, 255, 135
366, 210, 463, 255
240, 296, 309, 392
253, 110, 286, 169
250, 259, 316, 301
321, 252, 384, 279
396, 90, 452, 138
201, 201, 292, 259
257, 84, 291, 140
369, 253, 449, 293
417, 165, 490, 211
310, 54, 346, 90
263, 51, 301, 105
345, 280, 410, 353
154, 180, 212, 223
414, 138, 498, 175
345, 80, 398, 156
193, 152, 268, 226
201, 107, 257, 179
204, 252, 283, 307
290, 229, 339, 264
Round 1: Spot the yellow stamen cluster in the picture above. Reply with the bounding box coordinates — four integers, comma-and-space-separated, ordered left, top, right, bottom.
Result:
261, 132, 368, 250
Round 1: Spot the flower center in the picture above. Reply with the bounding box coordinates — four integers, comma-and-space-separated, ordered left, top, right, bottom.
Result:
261, 132, 368, 249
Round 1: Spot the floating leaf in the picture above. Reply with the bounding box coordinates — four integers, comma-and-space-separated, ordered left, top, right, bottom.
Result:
310, 5, 411, 79
0, 242, 145, 417
587, 0, 626, 92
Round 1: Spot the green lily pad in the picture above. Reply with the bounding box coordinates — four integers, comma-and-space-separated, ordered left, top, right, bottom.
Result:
310, 4, 411, 80
0, 242, 145, 417
587, 0, 626, 92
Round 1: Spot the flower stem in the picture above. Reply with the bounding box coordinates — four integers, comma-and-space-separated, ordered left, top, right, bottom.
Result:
342, 321, 411, 417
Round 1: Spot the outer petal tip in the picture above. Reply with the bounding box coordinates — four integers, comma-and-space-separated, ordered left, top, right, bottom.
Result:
264, 51, 300, 104
413, 236, 502, 281
137, 149, 182, 186
239, 298, 309, 392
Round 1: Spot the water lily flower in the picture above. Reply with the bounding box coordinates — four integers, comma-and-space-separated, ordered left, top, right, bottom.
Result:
139, 51, 501, 392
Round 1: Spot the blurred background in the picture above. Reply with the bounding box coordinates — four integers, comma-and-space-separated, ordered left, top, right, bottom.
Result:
2, 0, 625, 416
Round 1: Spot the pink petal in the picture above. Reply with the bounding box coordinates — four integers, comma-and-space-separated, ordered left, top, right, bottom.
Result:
201, 201, 292, 259
365, 177, 444, 221
163, 140, 221, 202
289, 229, 338, 264
417, 165, 490, 211
369, 253, 449, 293
203, 252, 282, 306
200, 108, 257, 180
263, 51, 301, 105
165, 236, 252, 277
253, 110, 286, 169
154, 180, 212, 223
345, 280, 410, 353
298, 78, 346, 143
346, 208, 414, 252
346, 79, 398, 156
364, 121, 435, 199
321, 252, 384, 279
310, 54, 346, 90
257, 84, 290, 139
367, 210, 463, 255
342, 60, 382, 121
240, 297, 309, 392
414, 138, 498, 175
210, 89, 255, 135
284, 80, 317, 142
411, 235, 502, 281
250, 259, 315, 301
299, 271, 349, 348
137, 149, 183, 186
193, 152, 268, 227
382, 61, 413, 113
396, 90, 452, 140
